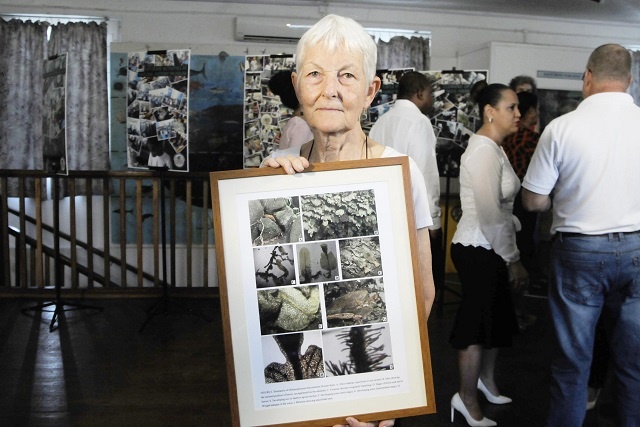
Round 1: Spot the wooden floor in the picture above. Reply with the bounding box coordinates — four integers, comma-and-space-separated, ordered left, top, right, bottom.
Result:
0, 287, 616, 426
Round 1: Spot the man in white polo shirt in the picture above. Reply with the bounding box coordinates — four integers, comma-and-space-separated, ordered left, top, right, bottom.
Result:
522, 43, 640, 427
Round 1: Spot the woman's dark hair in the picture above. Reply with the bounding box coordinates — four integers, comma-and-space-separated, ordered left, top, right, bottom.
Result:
477, 83, 511, 125
469, 79, 488, 104
268, 71, 300, 110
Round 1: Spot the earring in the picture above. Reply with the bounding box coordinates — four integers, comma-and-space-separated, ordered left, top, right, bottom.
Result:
489, 117, 494, 123
361, 108, 368, 121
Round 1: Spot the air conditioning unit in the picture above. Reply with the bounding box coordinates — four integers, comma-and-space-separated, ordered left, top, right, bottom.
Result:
234, 16, 310, 44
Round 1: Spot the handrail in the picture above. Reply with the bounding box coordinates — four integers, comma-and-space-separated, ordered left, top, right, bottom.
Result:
0, 170, 216, 296
8, 225, 120, 288
6, 207, 157, 286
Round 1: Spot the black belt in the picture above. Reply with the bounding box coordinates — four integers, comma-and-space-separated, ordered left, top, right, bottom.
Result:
557, 230, 640, 238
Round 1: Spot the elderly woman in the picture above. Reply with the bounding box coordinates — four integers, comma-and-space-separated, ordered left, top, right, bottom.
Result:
262, 14, 435, 427
449, 84, 528, 426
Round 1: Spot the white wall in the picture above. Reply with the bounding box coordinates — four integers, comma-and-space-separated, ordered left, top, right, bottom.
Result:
459, 42, 593, 90
2, 0, 640, 71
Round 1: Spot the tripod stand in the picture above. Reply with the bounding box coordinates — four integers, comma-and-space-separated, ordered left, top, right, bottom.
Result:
435, 172, 462, 317
139, 167, 211, 333
22, 174, 102, 332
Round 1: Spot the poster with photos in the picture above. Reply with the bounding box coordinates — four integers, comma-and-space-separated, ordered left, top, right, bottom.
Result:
364, 68, 414, 131
243, 54, 297, 168
211, 158, 434, 426
42, 53, 69, 175
126, 49, 190, 171
422, 69, 488, 177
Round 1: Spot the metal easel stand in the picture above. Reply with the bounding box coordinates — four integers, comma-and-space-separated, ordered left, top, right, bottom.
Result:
22, 174, 103, 332
139, 167, 211, 333
436, 172, 462, 317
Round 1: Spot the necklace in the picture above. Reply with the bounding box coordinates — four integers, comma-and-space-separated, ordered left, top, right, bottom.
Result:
307, 135, 368, 161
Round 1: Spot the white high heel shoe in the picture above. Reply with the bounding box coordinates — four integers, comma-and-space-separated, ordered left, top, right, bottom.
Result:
477, 378, 512, 404
451, 392, 497, 426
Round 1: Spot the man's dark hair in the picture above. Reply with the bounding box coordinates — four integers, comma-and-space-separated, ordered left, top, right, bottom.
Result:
517, 91, 538, 116
268, 70, 300, 110
397, 71, 430, 100
509, 75, 537, 93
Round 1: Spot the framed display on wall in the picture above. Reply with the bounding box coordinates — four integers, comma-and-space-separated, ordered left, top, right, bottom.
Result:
210, 157, 435, 426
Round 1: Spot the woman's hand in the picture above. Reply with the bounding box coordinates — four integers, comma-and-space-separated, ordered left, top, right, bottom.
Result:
333, 417, 395, 427
508, 260, 529, 293
261, 155, 309, 174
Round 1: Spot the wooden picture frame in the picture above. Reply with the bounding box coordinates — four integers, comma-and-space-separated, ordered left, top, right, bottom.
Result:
210, 157, 435, 426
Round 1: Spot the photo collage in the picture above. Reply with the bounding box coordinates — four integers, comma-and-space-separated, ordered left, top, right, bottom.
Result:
243, 54, 296, 168
42, 53, 69, 175
126, 49, 190, 171
423, 69, 488, 177
249, 190, 395, 383
364, 68, 414, 132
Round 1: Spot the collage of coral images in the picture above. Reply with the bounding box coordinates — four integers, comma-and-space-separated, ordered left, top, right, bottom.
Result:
250, 190, 395, 384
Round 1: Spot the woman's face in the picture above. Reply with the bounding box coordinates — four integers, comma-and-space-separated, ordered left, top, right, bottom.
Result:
489, 89, 520, 135
293, 44, 379, 136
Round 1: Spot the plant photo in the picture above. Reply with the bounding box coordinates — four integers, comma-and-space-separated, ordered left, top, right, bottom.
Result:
253, 245, 296, 288
339, 236, 383, 279
323, 324, 394, 377
249, 197, 302, 246
262, 332, 325, 383
324, 279, 387, 328
297, 241, 339, 284
257, 285, 322, 334
300, 190, 378, 241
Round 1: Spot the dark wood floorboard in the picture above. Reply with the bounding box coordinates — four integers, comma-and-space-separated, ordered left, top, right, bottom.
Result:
0, 288, 616, 426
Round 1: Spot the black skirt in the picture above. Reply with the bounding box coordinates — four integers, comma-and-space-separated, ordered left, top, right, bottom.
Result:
449, 243, 518, 349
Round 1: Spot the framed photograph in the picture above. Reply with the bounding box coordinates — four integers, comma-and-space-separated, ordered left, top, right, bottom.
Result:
210, 157, 435, 427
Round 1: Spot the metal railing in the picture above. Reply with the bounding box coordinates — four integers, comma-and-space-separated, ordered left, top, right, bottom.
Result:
0, 170, 217, 298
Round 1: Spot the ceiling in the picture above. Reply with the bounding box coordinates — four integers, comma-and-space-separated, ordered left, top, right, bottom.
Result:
191, 0, 640, 25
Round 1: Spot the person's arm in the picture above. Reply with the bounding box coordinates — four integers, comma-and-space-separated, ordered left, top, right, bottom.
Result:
417, 227, 435, 318
521, 187, 551, 212
521, 124, 556, 213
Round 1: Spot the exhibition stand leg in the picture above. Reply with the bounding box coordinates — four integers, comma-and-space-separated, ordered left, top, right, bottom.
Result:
139, 168, 211, 333
22, 175, 103, 332
436, 173, 461, 317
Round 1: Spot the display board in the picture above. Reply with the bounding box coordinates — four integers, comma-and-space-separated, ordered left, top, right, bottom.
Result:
42, 53, 69, 175
243, 54, 296, 168
364, 68, 414, 131
423, 69, 487, 177
126, 49, 190, 171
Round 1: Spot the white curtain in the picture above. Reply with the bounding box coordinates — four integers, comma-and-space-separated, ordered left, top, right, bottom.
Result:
48, 22, 109, 174
0, 19, 48, 195
0, 19, 109, 196
376, 36, 430, 71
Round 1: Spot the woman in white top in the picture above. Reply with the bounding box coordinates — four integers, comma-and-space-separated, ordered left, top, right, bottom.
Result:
449, 84, 528, 426
268, 70, 314, 149
262, 14, 435, 427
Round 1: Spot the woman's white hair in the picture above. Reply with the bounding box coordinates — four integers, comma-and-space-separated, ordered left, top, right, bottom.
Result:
296, 14, 377, 87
